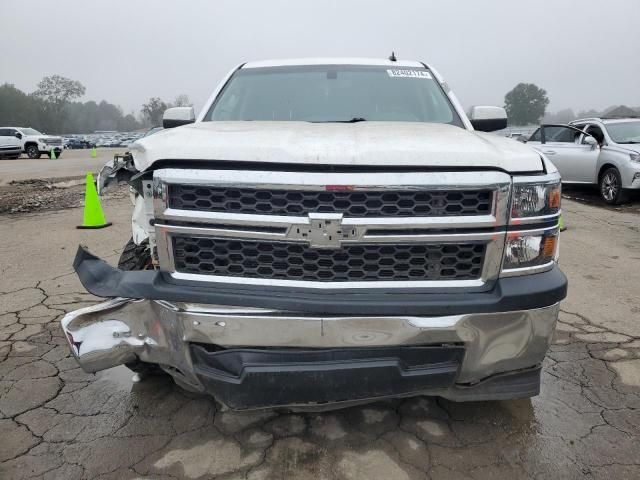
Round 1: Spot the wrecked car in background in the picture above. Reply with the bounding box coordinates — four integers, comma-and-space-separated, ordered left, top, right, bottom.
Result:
62, 57, 567, 410
526, 117, 640, 204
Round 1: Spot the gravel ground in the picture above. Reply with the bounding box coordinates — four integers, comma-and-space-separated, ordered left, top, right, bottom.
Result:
0, 179, 129, 215
0, 195, 639, 479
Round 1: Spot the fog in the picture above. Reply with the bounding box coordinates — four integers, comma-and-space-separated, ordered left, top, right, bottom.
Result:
2, 0, 639, 115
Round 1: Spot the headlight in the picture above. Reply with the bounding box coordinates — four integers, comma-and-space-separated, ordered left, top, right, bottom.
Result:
511, 181, 561, 218
629, 152, 640, 163
502, 175, 561, 276
38, 137, 47, 143
502, 229, 558, 272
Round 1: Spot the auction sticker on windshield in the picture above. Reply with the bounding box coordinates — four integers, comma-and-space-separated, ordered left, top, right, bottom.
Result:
387, 69, 432, 79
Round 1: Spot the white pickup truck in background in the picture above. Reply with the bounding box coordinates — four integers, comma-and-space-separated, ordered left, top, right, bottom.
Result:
0, 127, 23, 159
0, 126, 64, 158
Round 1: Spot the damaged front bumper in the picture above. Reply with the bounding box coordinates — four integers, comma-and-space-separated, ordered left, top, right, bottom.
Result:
61, 247, 567, 409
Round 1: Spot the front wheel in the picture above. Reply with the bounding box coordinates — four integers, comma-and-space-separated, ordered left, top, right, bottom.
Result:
26, 145, 41, 159
599, 167, 629, 205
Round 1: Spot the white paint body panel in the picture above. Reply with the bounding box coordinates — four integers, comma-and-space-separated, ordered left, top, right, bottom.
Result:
131, 121, 542, 173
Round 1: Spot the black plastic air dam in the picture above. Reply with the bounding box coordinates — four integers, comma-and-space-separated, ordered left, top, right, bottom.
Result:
73, 245, 567, 316
190, 345, 465, 409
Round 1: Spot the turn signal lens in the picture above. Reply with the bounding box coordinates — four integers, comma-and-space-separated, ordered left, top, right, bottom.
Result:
503, 230, 558, 271
548, 184, 561, 209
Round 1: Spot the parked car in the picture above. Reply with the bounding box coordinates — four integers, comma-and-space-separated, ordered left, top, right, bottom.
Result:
65, 137, 95, 149
62, 57, 566, 410
0, 127, 64, 158
526, 117, 640, 204
0, 127, 23, 159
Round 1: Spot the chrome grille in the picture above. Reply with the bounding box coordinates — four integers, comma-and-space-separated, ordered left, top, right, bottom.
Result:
153, 169, 512, 289
173, 236, 486, 282
168, 185, 493, 217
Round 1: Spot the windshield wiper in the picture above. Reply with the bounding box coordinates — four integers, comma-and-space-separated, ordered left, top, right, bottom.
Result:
313, 117, 367, 123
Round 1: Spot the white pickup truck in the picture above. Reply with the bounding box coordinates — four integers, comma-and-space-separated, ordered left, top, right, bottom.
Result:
0, 126, 64, 158
62, 57, 567, 410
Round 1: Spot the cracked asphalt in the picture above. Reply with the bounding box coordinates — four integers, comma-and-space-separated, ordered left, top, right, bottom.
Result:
1, 193, 639, 479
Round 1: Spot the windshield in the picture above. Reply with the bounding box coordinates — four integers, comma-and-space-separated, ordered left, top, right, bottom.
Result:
606, 121, 640, 144
204, 65, 463, 126
20, 128, 42, 135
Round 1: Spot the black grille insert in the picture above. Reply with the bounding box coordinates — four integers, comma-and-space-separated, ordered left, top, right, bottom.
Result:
168, 185, 493, 217
172, 236, 486, 282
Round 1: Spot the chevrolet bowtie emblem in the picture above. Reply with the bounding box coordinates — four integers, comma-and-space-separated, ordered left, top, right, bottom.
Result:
286, 213, 359, 248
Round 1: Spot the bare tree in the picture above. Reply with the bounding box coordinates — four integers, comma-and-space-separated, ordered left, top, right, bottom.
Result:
141, 97, 168, 126
172, 94, 191, 107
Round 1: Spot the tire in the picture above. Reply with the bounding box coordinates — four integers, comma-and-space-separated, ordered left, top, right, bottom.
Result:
26, 145, 41, 159
118, 237, 153, 270
599, 167, 629, 205
118, 238, 164, 376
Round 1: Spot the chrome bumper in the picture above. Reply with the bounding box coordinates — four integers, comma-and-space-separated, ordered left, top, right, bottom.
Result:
61, 298, 559, 397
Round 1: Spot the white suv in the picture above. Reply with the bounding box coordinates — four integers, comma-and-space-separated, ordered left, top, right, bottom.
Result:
0, 127, 64, 159
526, 118, 640, 204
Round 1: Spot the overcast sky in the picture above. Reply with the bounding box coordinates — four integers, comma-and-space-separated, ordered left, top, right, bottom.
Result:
2, 0, 639, 116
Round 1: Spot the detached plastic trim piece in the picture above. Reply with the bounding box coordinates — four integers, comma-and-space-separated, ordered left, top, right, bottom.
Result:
73, 245, 567, 316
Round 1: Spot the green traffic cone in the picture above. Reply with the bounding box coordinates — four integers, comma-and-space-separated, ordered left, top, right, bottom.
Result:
50, 149, 57, 160
77, 173, 112, 229
91, 147, 97, 158
559, 214, 566, 232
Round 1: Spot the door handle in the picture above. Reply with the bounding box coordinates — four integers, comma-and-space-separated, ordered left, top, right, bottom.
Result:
542, 150, 556, 155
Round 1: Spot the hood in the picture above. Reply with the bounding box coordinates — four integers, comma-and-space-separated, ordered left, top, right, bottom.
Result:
607, 144, 640, 156
130, 121, 543, 173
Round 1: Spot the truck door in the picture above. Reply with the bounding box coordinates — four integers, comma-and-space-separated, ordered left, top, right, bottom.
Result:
0, 128, 20, 151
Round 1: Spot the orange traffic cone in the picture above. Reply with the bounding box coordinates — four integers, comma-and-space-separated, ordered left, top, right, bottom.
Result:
77, 173, 112, 229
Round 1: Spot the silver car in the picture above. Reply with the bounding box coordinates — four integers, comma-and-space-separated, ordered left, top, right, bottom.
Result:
526, 117, 640, 204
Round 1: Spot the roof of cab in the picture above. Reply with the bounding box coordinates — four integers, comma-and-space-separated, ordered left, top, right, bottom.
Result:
242, 57, 425, 69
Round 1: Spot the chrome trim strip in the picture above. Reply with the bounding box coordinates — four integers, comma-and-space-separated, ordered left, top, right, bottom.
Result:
158, 209, 503, 229
510, 211, 561, 225
156, 222, 500, 244
169, 271, 486, 289
500, 261, 555, 278
154, 168, 511, 190
511, 172, 561, 185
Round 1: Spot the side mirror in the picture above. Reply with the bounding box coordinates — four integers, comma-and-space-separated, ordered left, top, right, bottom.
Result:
15, 132, 22, 139
469, 106, 508, 132
163, 107, 195, 129
583, 136, 598, 148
